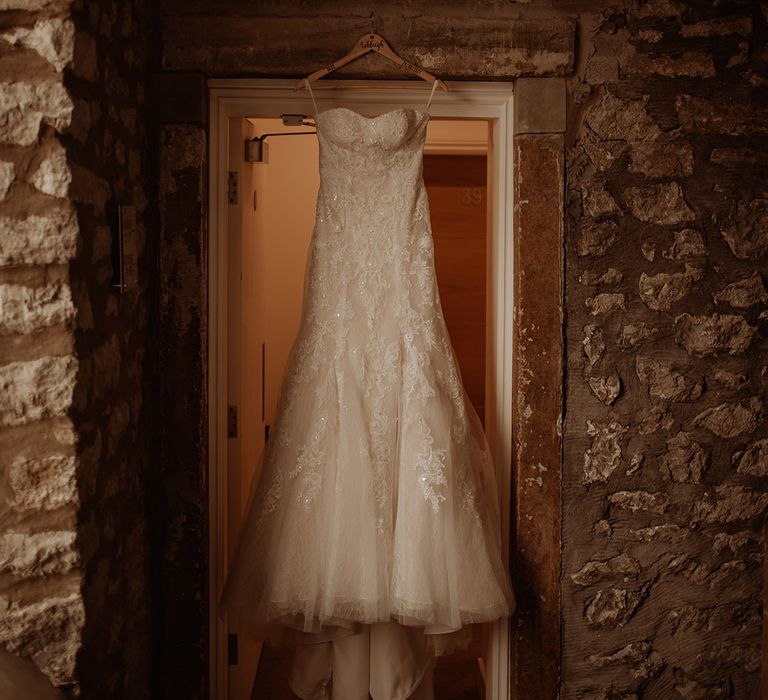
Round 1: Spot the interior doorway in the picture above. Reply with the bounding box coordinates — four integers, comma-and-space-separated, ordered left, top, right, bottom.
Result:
208, 79, 516, 700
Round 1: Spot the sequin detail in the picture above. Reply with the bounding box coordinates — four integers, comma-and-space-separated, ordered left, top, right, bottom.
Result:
222, 102, 516, 640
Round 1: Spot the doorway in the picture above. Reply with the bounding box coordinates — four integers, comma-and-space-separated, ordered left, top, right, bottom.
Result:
208, 79, 516, 700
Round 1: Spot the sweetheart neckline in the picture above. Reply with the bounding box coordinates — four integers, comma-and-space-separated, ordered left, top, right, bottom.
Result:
314, 106, 430, 124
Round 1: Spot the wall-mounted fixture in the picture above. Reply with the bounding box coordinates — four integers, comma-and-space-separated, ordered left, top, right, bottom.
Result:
108, 202, 137, 294
244, 114, 316, 163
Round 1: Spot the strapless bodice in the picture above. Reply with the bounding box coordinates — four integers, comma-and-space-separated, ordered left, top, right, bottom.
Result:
315, 107, 429, 175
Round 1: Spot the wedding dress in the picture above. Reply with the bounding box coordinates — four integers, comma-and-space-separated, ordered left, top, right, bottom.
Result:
219, 78, 516, 663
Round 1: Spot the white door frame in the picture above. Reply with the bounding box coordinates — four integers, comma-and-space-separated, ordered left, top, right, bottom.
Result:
207, 77, 516, 700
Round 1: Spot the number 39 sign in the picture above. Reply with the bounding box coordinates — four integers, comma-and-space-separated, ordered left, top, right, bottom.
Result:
461, 187, 483, 205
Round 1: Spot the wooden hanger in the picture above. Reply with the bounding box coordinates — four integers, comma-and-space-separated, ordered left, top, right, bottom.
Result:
293, 15, 448, 92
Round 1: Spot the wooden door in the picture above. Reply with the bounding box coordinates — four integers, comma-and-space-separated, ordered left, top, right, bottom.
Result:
424, 154, 488, 425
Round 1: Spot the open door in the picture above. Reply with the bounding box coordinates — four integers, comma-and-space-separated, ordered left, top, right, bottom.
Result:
225, 113, 320, 698
226, 116, 266, 700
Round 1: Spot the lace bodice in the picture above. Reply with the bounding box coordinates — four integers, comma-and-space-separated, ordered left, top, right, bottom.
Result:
316, 106, 430, 169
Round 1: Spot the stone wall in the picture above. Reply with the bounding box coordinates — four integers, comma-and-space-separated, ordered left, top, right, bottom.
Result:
2, 0, 764, 697
563, 1, 768, 697
0, 0, 158, 696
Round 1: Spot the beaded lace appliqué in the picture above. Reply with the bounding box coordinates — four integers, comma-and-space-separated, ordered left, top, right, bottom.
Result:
252, 106, 491, 535
411, 415, 448, 512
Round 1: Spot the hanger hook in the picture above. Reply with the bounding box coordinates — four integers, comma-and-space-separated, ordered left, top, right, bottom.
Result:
369, 11, 374, 34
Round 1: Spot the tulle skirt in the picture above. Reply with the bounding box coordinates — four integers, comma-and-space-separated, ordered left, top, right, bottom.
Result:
218, 213, 516, 657
218, 335, 516, 658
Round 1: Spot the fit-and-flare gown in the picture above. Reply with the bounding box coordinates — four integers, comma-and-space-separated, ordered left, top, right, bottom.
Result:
219, 81, 516, 659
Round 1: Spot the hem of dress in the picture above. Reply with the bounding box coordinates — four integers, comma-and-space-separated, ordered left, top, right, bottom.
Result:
225, 596, 513, 657
257, 597, 514, 632
287, 675, 331, 700
388, 654, 434, 700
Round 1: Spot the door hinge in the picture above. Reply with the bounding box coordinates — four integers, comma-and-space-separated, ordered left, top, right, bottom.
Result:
228, 171, 238, 205
228, 632, 238, 665
227, 405, 238, 438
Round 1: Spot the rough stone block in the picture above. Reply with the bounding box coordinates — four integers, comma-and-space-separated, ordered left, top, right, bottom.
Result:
587, 373, 621, 405
0, 282, 74, 335
674, 313, 757, 356
162, 15, 577, 77
734, 439, 768, 477
0, 204, 79, 267
0, 81, 73, 146
585, 91, 661, 142
641, 242, 656, 262
608, 490, 670, 514
0, 531, 77, 578
587, 641, 664, 680
68, 162, 111, 214
29, 140, 71, 198
713, 272, 768, 309
693, 397, 762, 438
627, 453, 644, 476
585, 584, 650, 627
583, 420, 626, 484
0, 356, 77, 427
0, 18, 75, 72
719, 199, 768, 260
579, 267, 622, 287
582, 324, 605, 366
623, 51, 715, 78
696, 642, 760, 673
707, 368, 747, 390
581, 181, 620, 218
0, 0, 71, 10
71, 28, 98, 81
619, 322, 658, 350
662, 229, 706, 259
711, 530, 761, 555
629, 523, 690, 542
710, 147, 768, 167
577, 221, 619, 257
570, 552, 640, 586
0, 161, 14, 200
635, 355, 702, 402
638, 264, 703, 311
629, 138, 693, 178
680, 16, 752, 37
658, 431, 708, 482
629, 0, 683, 19
514, 77, 566, 134
623, 182, 695, 225
692, 484, 768, 525
7, 454, 78, 512
585, 292, 625, 315
676, 95, 768, 136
